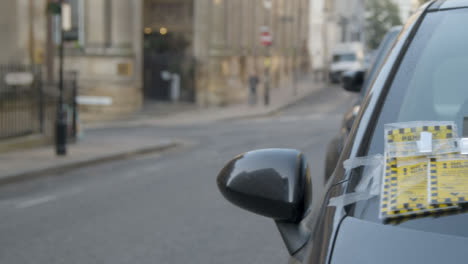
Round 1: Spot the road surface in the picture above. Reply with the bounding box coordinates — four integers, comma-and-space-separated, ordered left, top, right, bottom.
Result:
0, 85, 355, 264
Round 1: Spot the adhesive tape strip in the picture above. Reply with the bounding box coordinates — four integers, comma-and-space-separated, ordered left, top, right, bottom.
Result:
417, 132, 433, 153
343, 154, 384, 170
460, 138, 468, 155
328, 192, 376, 207
329, 155, 384, 208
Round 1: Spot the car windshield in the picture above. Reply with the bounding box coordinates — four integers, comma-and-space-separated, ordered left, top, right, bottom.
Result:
351, 8, 468, 236
333, 53, 357, 62
360, 28, 400, 97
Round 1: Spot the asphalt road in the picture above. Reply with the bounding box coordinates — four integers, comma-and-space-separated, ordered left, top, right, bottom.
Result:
0, 85, 355, 264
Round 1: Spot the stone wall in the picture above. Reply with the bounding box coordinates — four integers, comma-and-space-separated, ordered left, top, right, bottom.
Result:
63, 54, 142, 121
0, 0, 47, 64
68, 0, 144, 122
193, 0, 309, 107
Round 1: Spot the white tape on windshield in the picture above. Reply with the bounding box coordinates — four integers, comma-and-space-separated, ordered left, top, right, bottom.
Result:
343, 154, 383, 170
417, 132, 433, 153
328, 192, 376, 207
460, 138, 468, 155
329, 155, 384, 208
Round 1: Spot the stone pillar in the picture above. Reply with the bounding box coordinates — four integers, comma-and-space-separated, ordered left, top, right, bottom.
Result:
194, 0, 229, 106
194, 0, 211, 59
85, 0, 106, 48
211, 0, 226, 49
15, 0, 30, 63
66, 0, 143, 122
111, 0, 132, 47
194, 0, 212, 106
207, 0, 227, 105
132, 0, 143, 84
0, 1, 19, 63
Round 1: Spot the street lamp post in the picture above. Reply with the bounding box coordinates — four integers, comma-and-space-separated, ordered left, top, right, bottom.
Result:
48, 0, 68, 155
56, 11, 67, 156
261, 26, 272, 106
263, 0, 272, 106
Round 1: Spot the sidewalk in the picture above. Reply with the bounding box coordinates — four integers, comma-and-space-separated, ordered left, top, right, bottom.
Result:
0, 131, 179, 186
87, 77, 325, 129
0, 77, 324, 186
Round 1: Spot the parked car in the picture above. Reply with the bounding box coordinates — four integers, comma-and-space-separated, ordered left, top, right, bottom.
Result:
328, 42, 364, 83
363, 50, 376, 72
324, 26, 402, 181
217, 1, 468, 263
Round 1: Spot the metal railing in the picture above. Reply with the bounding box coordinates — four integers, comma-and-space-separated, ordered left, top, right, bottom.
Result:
0, 65, 78, 141
0, 65, 43, 139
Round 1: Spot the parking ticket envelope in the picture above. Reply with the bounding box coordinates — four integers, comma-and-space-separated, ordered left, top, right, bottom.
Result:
391, 158, 429, 211
380, 122, 459, 219
429, 154, 468, 205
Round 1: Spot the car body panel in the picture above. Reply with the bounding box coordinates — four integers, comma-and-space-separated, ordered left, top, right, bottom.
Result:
331, 217, 468, 264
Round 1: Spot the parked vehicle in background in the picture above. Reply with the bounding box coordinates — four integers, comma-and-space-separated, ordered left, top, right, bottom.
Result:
328, 42, 364, 83
363, 50, 376, 72
324, 26, 402, 181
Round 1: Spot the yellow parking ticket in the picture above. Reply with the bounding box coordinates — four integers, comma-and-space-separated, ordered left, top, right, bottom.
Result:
380, 156, 394, 219
382, 156, 457, 218
380, 122, 459, 219
381, 157, 435, 218
386, 124, 457, 158
388, 125, 455, 142
390, 158, 429, 211
429, 155, 468, 205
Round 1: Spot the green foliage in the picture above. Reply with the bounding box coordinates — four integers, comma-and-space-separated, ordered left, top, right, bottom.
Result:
365, 0, 402, 49
47, 3, 61, 15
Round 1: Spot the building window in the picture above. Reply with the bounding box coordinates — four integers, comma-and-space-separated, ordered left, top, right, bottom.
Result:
62, 0, 85, 47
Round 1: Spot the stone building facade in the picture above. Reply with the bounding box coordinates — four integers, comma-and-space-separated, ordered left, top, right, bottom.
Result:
193, 0, 310, 106
0, 0, 309, 121
63, 0, 144, 121
0, 0, 143, 122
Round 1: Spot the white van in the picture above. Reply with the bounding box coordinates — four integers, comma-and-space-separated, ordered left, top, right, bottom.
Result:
329, 42, 364, 83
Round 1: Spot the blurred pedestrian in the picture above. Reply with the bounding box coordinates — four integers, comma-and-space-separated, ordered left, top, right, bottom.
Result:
248, 74, 259, 105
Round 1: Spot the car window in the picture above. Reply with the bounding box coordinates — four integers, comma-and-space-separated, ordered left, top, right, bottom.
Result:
333, 53, 356, 62
351, 8, 468, 237
360, 28, 400, 97
369, 8, 468, 155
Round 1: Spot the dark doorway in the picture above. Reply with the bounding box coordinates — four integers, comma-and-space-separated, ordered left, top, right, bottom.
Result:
143, 32, 195, 101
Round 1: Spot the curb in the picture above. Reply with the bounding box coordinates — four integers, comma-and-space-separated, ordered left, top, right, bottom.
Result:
84, 82, 327, 130
222, 83, 326, 122
0, 141, 181, 187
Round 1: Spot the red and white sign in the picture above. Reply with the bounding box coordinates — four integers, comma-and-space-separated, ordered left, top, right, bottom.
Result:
260, 26, 272, 46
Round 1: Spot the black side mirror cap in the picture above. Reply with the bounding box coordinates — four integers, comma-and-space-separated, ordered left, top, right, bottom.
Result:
217, 149, 312, 255
342, 70, 365, 93
217, 149, 311, 223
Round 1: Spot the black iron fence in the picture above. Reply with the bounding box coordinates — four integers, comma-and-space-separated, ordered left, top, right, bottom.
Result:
0, 65, 78, 141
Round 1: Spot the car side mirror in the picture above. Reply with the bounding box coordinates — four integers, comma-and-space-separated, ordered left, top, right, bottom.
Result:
217, 149, 311, 223
217, 149, 312, 255
342, 70, 365, 93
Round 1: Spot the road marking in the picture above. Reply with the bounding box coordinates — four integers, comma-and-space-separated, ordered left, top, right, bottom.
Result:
16, 195, 57, 209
